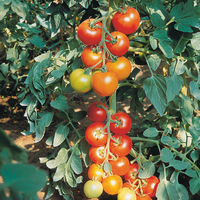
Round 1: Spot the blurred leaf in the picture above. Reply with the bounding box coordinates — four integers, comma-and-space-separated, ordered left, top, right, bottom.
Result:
50, 95, 68, 112
189, 178, 200, 195
188, 125, 199, 141
149, 35, 157, 50
72, 111, 87, 122
191, 32, 200, 50
11, 0, 27, 18
160, 148, 174, 163
190, 81, 200, 100
103, 161, 112, 173
169, 160, 188, 171
28, 35, 43, 48
138, 161, 155, 179
80, 139, 90, 167
6, 48, 18, 61
53, 124, 69, 147
143, 127, 159, 138
190, 150, 199, 163
0, 4, 9, 21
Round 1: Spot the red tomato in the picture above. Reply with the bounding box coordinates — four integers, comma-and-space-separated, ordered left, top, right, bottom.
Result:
109, 156, 130, 176
106, 56, 132, 81
137, 195, 152, 200
110, 135, 132, 157
77, 19, 102, 46
89, 145, 107, 164
142, 176, 159, 197
112, 7, 140, 35
106, 31, 130, 56
81, 46, 105, 69
88, 164, 104, 182
87, 101, 108, 122
102, 175, 123, 195
110, 112, 132, 135
123, 182, 140, 195
85, 122, 108, 146
124, 163, 139, 182
92, 71, 118, 96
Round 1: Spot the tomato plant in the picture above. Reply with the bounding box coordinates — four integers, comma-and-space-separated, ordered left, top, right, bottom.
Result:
124, 163, 139, 182
117, 187, 137, 200
87, 101, 108, 122
83, 180, 103, 198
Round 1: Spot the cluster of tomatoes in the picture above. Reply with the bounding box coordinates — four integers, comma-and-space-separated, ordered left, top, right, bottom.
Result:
83, 101, 159, 199
70, 6, 140, 97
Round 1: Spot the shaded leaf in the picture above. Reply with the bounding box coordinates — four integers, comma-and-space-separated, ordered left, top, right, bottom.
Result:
28, 35, 43, 48
169, 160, 188, 171
50, 95, 68, 112
189, 178, 200, 195
147, 54, 161, 71
190, 81, 200, 100
160, 148, 174, 163
143, 127, 159, 138
138, 161, 155, 179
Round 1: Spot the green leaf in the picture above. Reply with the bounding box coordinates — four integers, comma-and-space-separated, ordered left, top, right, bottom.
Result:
28, 35, 43, 48
0, 4, 9, 21
35, 112, 54, 143
166, 74, 184, 102
72, 57, 83, 71
46, 148, 69, 169
191, 32, 200, 50
185, 169, 198, 178
65, 168, 77, 187
53, 163, 66, 182
6, 47, 18, 61
189, 178, 200, 195
1, 163, 47, 193
188, 125, 199, 141
11, 0, 27, 18
50, 95, 68, 112
80, 139, 90, 167
138, 161, 155, 179
143, 74, 167, 116
149, 35, 157, 50
143, 127, 159, 138
103, 161, 112, 174
70, 154, 82, 175
51, 64, 68, 78
169, 160, 188, 171
147, 54, 161, 71
72, 111, 87, 122
190, 150, 199, 163
160, 148, 174, 163
53, 124, 69, 147
189, 81, 200, 100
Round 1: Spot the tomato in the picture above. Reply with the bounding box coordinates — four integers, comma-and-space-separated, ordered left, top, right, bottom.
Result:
89, 145, 107, 164
110, 112, 132, 135
77, 19, 102, 46
87, 101, 108, 122
83, 180, 103, 198
110, 135, 132, 157
137, 195, 152, 200
81, 46, 105, 69
117, 187, 136, 200
123, 182, 140, 195
92, 71, 118, 96
85, 122, 108, 146
124, 163, 139, 182
88, 164, 104, 182
112, 7, 140, 35
106, 31, 130, 56
109, 156, 130, 176
106, 56, 132, 81
69, 69, 92, 93
102, 175, 123, 195
142, 176, 159, 197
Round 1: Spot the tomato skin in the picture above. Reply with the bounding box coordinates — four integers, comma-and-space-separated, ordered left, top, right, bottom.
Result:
89, 145, 106, 164
124, 163, 139, 182
137, 194, 152, 200
109, 156, 130, 176
117, 187, 136, 200
81, 46, 105, 69
102, 175, 123, 195
110, 112, 132, 135
77, 19, 102, 46
88, 164, 104, 182
112, 7, 140, 35
106, 31, 130, 56
85, 122, 108, 146
106, 56, 132, 81
83, 180, 103, 198
87, 101, 108, 122
142, 176, 159, 197
110, 135, 132, 157
123, 182, 140, 195
92, 71, 118, 97
69, 69, 92, 93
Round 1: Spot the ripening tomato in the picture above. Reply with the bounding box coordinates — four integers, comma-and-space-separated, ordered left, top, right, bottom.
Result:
123, 182, 140, 195
142, 176, 159, 197
110, 135, 132, 157
92, 71, 118, 96
117, 187, 136, 200
77, 19, 102, 46
137, 194, 152, 200
106, 56, 132, 81
89, 145, 107, 164
85, 122, 108, 146
112, 7, 140, 35
106, 31, 130, 56
88, 164, 104, 182
87, 101, 108, 122
110, 112, 132, 135
69, 69, 92, 93
81, 46, 105, 69
84, 180, 103, 198
102, 175, 123, 195
124, 163, 139, 183
109, 156, 130, 176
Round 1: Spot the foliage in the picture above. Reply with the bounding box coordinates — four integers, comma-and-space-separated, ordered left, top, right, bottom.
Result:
1, 0, 200, 199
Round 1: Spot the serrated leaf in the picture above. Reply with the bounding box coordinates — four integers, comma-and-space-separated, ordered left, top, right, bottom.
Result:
160, 148, 174, 163
50, 95, 68, 112
70, 154, 82, 175
35, 112, 54, 143
189, 178, 200, 195
28, 35, 43, 48
143, 127, 159, 137
138, 161, 155, 179
143, 74, 167, 116
147, 54, 161, 71
53, 125, 69, 147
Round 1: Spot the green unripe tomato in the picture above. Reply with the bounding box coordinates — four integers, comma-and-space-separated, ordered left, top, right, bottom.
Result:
69, 68, 92, 93
84, 180, 103, 198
